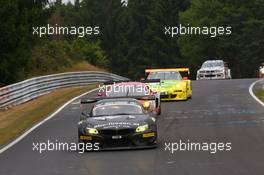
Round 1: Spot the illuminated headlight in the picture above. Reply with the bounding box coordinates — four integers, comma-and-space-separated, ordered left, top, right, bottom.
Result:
261, 69, 264, 74
85, 127, 99, 135
176, 84, 181, 88
135, 124, 149, 133
143, 101, 150, 109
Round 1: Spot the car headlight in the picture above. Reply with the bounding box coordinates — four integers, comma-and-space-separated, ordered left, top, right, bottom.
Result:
85, 127, 99, 134
216, 70, 224, 73
176, 84, 181, 88
143, 101, 150, 109
261, 69, 264, 74
135, 124, 149, 133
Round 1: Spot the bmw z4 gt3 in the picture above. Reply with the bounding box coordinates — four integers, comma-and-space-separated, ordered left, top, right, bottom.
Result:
78, 98, 157, 150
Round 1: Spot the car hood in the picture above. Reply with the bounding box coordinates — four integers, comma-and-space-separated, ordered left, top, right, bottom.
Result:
85, 114, 149, 129
147, 80, 184, 92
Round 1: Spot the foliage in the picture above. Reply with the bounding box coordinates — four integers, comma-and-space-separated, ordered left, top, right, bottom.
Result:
0, 0, 263, 84
179, 0, 264, 78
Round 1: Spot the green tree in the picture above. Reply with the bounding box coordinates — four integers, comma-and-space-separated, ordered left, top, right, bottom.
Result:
0, 0, 50, 84
179, 0, 264, 78
107, 0, 189, 78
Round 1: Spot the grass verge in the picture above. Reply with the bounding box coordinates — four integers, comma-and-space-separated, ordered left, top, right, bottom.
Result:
26, 61, 106, 80
255, 89, 264, 102
0, 85, 96, 145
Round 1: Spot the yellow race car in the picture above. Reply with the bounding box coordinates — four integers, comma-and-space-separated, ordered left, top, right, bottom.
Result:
144, 68, 192, 101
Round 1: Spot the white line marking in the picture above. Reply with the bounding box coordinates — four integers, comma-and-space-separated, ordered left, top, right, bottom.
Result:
249, 79, 264, 107
0, 88, 98, 154
71, 101, 80, 105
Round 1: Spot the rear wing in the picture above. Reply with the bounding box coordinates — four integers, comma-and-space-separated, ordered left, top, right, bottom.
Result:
103, 79, 160, 85
103, 80, 129, 85
145, 68, 190, 74
81, 95, 156, 104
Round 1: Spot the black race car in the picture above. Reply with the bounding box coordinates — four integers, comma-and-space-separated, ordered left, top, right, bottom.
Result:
78, 98, 157, 150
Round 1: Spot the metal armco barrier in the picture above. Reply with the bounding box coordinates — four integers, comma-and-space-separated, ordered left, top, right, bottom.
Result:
0, 71, 129, 110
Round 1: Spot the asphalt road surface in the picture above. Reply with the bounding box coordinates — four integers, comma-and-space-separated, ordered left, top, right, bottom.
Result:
1, 79, 264, 175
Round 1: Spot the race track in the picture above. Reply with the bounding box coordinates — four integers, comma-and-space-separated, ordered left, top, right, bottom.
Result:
1, 79, 264, 175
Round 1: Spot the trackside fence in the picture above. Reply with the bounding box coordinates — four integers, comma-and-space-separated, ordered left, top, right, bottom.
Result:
0, 71, 128, 110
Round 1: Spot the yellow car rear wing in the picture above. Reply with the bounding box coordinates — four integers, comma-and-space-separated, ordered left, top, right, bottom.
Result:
145, 68, 190, 74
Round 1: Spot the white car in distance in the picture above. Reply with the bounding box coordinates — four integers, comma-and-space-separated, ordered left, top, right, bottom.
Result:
196, 60, 232, 80
259, 63, 264, 78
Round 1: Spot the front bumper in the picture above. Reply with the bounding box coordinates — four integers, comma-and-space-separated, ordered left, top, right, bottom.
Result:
79, 130, 157, 150
160, 91, 187, 101
86, 144, 157, 151
197, 73, 225, 80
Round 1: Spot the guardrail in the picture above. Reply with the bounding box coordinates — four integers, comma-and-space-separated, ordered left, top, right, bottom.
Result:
0, 71, 129, 110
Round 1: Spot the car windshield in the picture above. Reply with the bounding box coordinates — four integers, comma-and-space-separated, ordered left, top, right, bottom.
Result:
106, 84, 151, 96
147, 71, 182, 80
92, 104, 143, 116
202, 61, 224, 68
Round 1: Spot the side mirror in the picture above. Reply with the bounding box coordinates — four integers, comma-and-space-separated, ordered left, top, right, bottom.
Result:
183, 77, 189, 80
